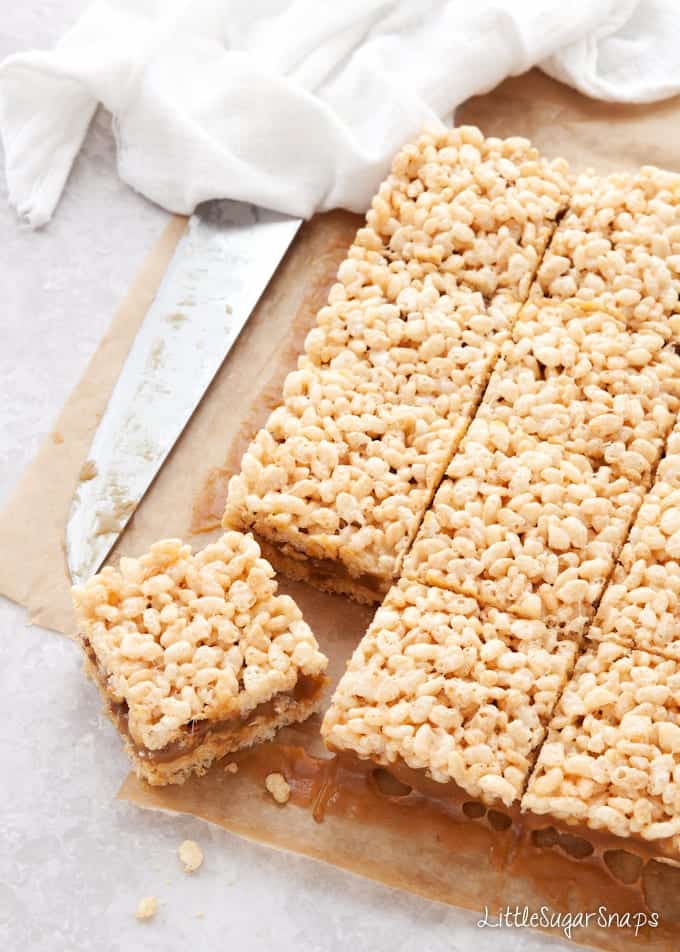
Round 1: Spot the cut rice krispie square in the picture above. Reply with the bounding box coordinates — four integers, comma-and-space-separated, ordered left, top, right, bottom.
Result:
489, 299, 680, 480
224, 367, 459, 603
404, 302, 680, 631
72, 533, 328, 785
355, 123, 572, 315
592, 560, 680, 664
533, 166, 680, 335
321, 579, 580, 808
225, 291, 515, 604
523, 641, 680, 865
590, 423, 680, 661
299, 285, 509, 415
405, 439, 634, 634
615, 421, 680, 565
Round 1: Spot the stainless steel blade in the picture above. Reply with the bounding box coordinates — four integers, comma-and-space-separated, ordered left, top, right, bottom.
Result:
66, 201, 301, 585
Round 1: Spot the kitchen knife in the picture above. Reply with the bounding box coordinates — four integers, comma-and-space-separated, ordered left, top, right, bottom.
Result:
66, 201, 302, 586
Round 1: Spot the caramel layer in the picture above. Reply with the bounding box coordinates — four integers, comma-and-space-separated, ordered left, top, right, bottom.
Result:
83, 638, 326, 762
254, 533, 390, 604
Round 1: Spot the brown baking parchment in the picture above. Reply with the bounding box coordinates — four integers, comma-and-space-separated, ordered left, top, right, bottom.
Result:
4, 69, 680, 951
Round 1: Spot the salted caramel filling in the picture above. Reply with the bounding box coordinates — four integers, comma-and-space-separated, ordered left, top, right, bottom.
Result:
83, 639, 325, 764
330, 752, 680, 872
303, 556, 388, 595
256, 532, 391, 596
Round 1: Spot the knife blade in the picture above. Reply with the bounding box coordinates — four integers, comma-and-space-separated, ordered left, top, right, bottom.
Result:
66, 201, 302, 586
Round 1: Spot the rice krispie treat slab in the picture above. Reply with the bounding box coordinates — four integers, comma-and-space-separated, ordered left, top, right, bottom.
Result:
225, 127, 572, 603
523, 641, 680, 866
322, 579, 579, 808
404, 302, 680, 630
72, 533, 328, 785
533, 167, 680, 334
591, 422, 680, 661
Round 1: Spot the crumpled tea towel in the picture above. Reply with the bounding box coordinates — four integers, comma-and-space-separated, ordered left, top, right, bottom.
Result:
2, 0, 680, 228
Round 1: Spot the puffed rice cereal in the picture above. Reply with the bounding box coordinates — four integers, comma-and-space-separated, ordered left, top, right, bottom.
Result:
533, 166, 680, 337
225, 126, 572, 603
404, 301, 680, 631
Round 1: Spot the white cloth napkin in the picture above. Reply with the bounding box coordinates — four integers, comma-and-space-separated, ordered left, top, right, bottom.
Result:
2, 0, 680, 229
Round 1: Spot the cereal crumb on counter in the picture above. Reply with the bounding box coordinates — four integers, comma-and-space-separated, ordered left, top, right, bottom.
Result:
224, 762, 239, 774
135, 896, 158, 921
78, 458, 98, 481
178, 839, 203, 873
265, 772, 291, 804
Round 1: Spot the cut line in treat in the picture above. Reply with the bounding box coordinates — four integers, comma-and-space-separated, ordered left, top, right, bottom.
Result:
404, 299, 680, 632
591, 417, 680, 662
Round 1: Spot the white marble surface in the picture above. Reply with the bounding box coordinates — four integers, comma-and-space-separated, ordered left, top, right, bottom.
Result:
0, 5, 569, 951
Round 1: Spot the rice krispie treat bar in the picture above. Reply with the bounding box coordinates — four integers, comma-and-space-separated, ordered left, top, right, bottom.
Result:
322, 579, 579, 808
533, 166, 680, 335
404, 301, 680, 632
225, 366, 459, 603
355, 123, 572, 317
590, 421, 680, 661
523, 641, 680, 865
72, 533, 328, 785
225, 127, 572, 603
298, 286, 506, 414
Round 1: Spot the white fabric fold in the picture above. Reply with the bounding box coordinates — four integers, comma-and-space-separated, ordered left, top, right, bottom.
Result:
1, 0, 679, 229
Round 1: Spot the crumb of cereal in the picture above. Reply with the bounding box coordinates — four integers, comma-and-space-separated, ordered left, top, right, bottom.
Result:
135, 896, 158, 921
78, 459, 98, 481
178, 839, 203, 873
265, 772, 291, 804
224, 762, 239, 774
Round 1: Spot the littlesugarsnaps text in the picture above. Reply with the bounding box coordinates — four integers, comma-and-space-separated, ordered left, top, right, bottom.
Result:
477, 905, 659, 940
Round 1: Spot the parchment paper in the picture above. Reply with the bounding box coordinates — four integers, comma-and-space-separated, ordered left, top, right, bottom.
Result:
4, 69, 680, 950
